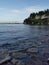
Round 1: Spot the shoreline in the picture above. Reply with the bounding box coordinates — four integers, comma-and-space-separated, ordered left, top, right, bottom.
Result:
1, 48, 49, 65
1, 39, 49, 65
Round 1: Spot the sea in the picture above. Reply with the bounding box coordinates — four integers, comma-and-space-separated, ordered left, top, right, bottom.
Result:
0, 24, 49, 51
0, 24, 49, 65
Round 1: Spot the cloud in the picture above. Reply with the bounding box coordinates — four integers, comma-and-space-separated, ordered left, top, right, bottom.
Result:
10, 10, 20, 13
14, 6, 46, 22
0, 6, 47, 23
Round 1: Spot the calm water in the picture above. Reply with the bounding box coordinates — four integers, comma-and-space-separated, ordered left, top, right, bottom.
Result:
0, 24, 49, 45
0, 24, 49, 52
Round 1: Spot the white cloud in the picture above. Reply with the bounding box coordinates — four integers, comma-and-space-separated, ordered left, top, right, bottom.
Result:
10, 10, 20, 13
0, 6, 47, 23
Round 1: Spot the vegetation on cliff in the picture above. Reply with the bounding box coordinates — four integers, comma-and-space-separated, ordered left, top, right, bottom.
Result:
23, 9, 49, 25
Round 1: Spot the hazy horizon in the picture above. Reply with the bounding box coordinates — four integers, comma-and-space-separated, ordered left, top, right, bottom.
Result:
0, 0, 49, 23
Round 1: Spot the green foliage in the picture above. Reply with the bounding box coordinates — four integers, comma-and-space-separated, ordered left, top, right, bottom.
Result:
30, 13, 36, 19
24, 9, 49, 25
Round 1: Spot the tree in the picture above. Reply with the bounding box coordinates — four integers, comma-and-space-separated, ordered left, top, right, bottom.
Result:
38, 11, 44, 18
30, 13, 36, 19
44, 9, 49, 15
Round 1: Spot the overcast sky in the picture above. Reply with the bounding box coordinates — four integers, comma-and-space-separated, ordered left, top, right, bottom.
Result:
0, 0, 49, 23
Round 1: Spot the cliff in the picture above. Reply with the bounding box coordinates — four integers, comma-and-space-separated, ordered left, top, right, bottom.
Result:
23, 9, 49, 25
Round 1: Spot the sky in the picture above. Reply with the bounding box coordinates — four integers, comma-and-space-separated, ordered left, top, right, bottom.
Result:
0, 0, 49, 23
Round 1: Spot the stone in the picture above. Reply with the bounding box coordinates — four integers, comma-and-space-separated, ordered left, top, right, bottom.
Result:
11, 52, 16, 56
47, 58, 49, 63
13, 52, 27, 59
48, 58, 49, 61
11, 59, 18, 65
27, 48, 38, 53
17, 61, 25, 65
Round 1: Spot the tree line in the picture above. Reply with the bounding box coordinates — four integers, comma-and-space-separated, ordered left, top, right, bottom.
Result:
23, 9, 49, 25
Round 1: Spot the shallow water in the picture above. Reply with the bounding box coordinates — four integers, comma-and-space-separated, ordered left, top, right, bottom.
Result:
0, 24, 49, 44
0, 24, 49, 65
0, 24, 49, 53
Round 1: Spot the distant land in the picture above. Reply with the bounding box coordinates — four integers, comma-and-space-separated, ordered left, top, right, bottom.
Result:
0, 23, 22, 24
0, 22, 22, 24
23, 9, 49, 25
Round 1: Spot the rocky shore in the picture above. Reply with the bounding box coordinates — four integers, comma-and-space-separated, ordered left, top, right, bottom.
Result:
1, 34, 49, 65
1, 50, 49, 65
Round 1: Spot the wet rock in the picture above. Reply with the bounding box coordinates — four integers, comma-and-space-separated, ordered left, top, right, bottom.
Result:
27, 48, 38, 53
48, 58, 49, 61
11, 52, 16, 56
17, 61, 25, 65
11, 58, 18, 65
12, 52, 27, 60
47, 58, 49, 64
